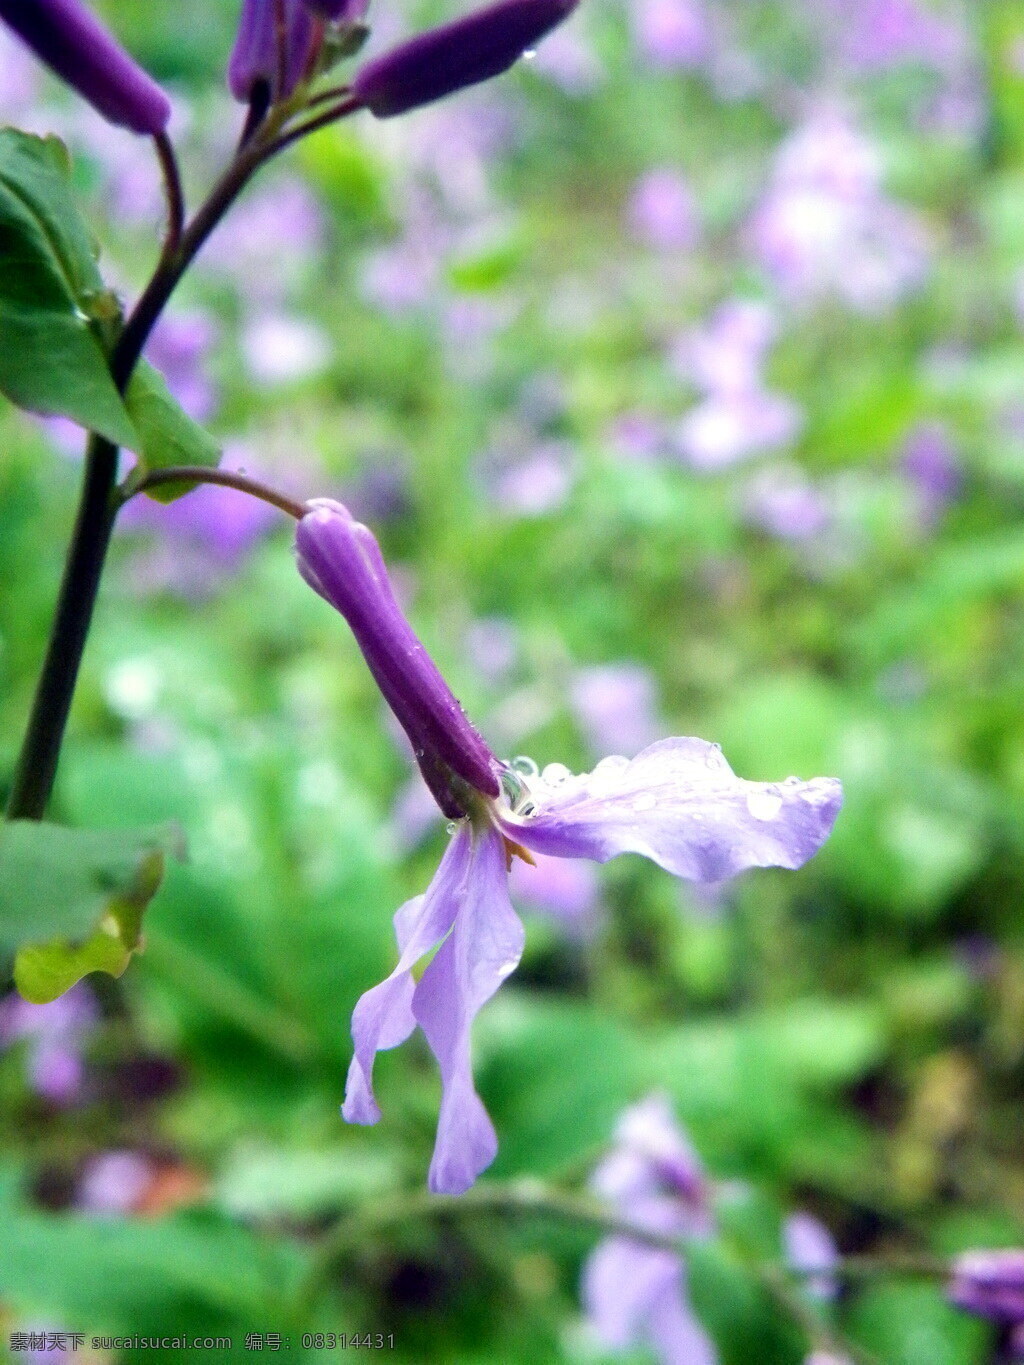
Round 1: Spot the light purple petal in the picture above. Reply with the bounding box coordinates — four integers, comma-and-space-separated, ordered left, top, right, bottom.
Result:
412, 824, 525, 1193
342, 825, 474, 1125
647, 1269, 719, 1365
499, 738, 842, 882
583, 1236, 682, 1349
784, 1211, 840, 1300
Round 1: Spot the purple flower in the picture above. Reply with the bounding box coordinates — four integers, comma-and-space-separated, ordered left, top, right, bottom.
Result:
676, 389, 803, 470
583, 1094, 718, 1364
630, 0, 712, 70
0, 982, 97, 1105
507, 849, 600, 932
570, 662, 660, 759
229, 0, 316, 103
628, 169, 699, 252
0, 0, 170, 133
77, 1149, 154, 1216
748, 113, 929, 313
295, 502, 842, 1191
742, 464, 831, 541
948, 1249, 1024, 1326
900, 422, 961, 526
352, 0, 578, 117
241, 312, 331, 385
784, 1212, 840, 1300
147, 310, 220, 423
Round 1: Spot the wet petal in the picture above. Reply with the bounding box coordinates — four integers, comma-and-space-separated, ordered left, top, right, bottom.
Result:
500, 738, 841, 882
412, 824, 525, 1193
342, 824, 473, 1125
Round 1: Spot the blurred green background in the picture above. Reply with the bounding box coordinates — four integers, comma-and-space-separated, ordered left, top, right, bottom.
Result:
2, 0, 1024, 1360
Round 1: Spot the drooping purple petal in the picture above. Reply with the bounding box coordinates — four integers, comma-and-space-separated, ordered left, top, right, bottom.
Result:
583, 1236, 683, 1350
0, 0, 171, 133
343, 825, 474, 1124
646, 1270, 719, 1365
948, 1249, 1024, 1324
412, 824, 525, 1193
498, 738, 842, 881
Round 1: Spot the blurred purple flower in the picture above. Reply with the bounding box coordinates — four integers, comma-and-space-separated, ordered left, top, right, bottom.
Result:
147, 309, 220, 423
295, 501, 842, 1192
607, 410, 670, 463
464, 616, 520, 687
742, 464, 831, 541
118, 444, 279, 589
0, 26, 41, 113
203, 175, 325, 304
583, 1094, 717, 1364
241, 312, 331, 385
628, 169, 699, 252
530, 20, 604, 94
508, 848, 600, 932
673, 299, 778, 395
484, 440, 576, 516
900, 422, 961, 525
784, 1211, 840, 1300
631, 0, 712, 70
748, 113, 929, 313
948, 1250, 1024, 1327
676, 389, 802, 470
816, 0, 962, 73
77, 1149, 154, 1216
0, 982, 97, 1105
570, 662, 661, 759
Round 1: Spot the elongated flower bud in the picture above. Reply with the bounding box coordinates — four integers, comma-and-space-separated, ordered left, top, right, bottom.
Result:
295, 500, 500, 814
351, 0, 578, 118
0, 0, 171, 134
229, 0, 316, 102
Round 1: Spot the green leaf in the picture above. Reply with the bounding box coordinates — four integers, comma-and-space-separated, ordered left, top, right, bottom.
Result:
125, 360, 221, 502
0, 128, 135, 446
0, 821, 183, 1002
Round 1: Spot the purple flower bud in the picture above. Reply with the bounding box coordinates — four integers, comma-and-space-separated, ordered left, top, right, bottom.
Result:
948, 1250, 1024, 1325
0, 0, 171, 134
352, 0, 578, 118
228, 0, 317, 103
295, 499, 500, 813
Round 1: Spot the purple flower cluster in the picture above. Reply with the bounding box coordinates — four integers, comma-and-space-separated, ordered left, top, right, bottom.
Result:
672, 299, 803, 470
0, 982, 97, 1105
748, 112, 929, 314
295, 501, 842, 1191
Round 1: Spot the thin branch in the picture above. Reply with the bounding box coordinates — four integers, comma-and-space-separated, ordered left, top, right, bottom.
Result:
265, 95, 361, 157
152, 129, 185, 258
126, 465, 306, 521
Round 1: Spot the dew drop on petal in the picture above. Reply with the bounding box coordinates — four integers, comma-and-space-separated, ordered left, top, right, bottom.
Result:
704, 743, 726, 770
512, 755, 540, 778
746, 787, 783, 821
541, 762, 572, 786
446, 821, 457, 835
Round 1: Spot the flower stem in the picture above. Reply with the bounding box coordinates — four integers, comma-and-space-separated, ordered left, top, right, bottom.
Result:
125, 465, 306, 521
5, 434, 119, 820
5, 102, 304, 822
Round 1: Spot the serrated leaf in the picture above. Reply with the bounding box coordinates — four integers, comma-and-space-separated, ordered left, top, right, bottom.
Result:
0, 128, 136, 445
0, 821, 184, 1003
126, 360, 221, 502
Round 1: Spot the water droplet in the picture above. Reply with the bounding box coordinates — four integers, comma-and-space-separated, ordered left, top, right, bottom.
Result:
746, 787, 783, 821
446, 821, 457, 835
512, 755, 539, 778
522, 47, 536, 59
593, 755, 629, 776
541, 762, 572, 786
704, 743, 726, 770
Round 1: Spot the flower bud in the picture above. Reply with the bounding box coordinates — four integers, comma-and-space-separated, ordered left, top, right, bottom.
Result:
295, 500, 500, 813
351, 0, 578, 118
229, 0, 316, 103
0, 0, 171, 134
